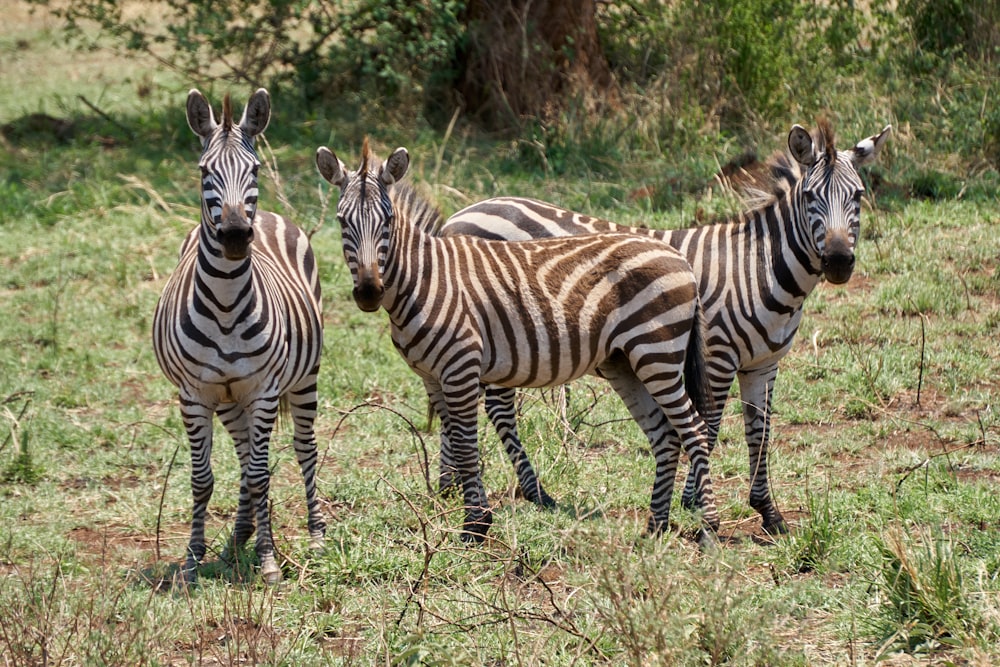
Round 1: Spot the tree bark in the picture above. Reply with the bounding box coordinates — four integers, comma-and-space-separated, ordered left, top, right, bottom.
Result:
453, 0, 617, 131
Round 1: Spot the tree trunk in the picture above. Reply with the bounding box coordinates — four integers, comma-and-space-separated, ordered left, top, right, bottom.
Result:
452, 0, 617, 131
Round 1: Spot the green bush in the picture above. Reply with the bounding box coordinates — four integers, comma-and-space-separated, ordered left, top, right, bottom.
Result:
901, 0, 1000, 62
28, 0, 464, 107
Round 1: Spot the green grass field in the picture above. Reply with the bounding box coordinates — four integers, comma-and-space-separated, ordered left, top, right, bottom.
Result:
2, 3, 999, 665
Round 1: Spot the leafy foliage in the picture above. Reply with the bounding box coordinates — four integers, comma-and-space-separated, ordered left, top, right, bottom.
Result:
27, 0, 464, 106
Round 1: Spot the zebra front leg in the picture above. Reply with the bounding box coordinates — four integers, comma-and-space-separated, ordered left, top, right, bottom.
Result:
246, 398, 281, 585
179, 399, 216, 585
289, 379, 326, 551
443, 381, 492, 542
424, 379, 461, 498
484, 385, 555, 508
218, 403, 255, 562
738, 368, 787, 535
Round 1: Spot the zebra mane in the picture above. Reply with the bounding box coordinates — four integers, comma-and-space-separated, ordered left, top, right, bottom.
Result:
359, 137, 372, 202
726, 150, 800, 210
222, 94, 233, 132
391, 178, 445, 235
361, 136, 371, 175
816, 117, 837, 165
729, 118, 839, 208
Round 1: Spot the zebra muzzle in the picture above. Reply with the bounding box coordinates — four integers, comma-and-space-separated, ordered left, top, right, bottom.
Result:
218, 204, 254, 260
821, 232, 855, 285
353, 263, 384, 312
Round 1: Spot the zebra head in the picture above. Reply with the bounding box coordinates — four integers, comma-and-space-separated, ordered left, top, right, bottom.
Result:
186, 88, 270, 261
788, 120, 891, 285
316, 138, 410, 312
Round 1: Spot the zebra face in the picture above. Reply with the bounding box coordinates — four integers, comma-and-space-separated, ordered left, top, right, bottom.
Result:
789, 122, 891, 285
316, 140, 410, 312
187, 89, 271, 260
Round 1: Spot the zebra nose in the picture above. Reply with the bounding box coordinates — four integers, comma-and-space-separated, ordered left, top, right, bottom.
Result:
353, 263, 384, 311
821, 233, 855, 284
218, 204, 254, 259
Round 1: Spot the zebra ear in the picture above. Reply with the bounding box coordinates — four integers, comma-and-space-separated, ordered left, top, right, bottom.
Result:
186, 89, 217, 139
316, 147, 349, 188
380, 147, 410, 185
788, 125, 816, 168
849, 124, 891, 168
240, 88, 271, 138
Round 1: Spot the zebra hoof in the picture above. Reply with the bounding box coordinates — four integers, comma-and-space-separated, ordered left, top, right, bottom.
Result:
461, 510, 493, 543
260, 559, 282, 586
173, 560, 199, 590
697, 527, 720, 552
762, 518, 789, 536
308, 533, 326, 552
527, 487, 557, 509
646, 515, 672, 537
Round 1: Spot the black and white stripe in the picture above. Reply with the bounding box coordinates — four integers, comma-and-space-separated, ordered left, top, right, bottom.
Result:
441, 120, 891, 534
153, 89, 325, 585
317, 139, 719, 542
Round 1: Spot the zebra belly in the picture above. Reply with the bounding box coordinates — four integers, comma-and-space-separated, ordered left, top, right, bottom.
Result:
194, 364, 281, 405
479, 359, 601, 389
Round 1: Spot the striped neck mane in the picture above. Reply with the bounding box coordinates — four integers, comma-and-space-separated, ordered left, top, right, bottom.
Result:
722, 119, 836, 215
389, 178, 444, 236
222, 94, 233, 132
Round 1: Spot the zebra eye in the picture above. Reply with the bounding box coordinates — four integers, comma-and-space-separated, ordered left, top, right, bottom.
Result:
251, 165, 260, 178
336, 215, 348, 229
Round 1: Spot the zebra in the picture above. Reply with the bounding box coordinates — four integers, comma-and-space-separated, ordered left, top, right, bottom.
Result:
316, 138, 719, 542
152, 89, 325, 585
440, 120, 891, 535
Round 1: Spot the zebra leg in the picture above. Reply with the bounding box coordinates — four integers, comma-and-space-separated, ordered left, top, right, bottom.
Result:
245, 396, 282, 585
425, 379, 460, 497
680, 377, 732, 511
179, 398, 216, 584
217, 403, 255, 561
442, 380, 492, 542
599, 359, 719, 543
484, 385, 555, 508
737, 367, 788, 535
289, 378, 326, 551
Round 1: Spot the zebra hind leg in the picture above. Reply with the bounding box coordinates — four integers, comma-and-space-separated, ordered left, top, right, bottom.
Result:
680, 388, 727, 512
599, 359, 719, 546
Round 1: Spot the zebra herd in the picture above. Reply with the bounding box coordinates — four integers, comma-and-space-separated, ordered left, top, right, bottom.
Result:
152, 89, 890, 584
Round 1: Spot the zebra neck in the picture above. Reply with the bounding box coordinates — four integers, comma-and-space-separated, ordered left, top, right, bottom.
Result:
381, 213, 432, 319
724, 192, 824, 303
194, 223, 258, 320
747, 188, 822, 298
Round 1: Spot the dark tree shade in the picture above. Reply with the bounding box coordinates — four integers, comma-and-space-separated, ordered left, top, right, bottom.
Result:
451, 0, 617, 130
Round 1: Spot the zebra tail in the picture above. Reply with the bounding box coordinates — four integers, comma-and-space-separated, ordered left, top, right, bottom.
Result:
684, 298, 716, 419
425, 398, 436, 433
